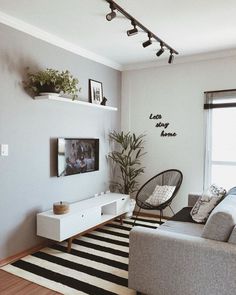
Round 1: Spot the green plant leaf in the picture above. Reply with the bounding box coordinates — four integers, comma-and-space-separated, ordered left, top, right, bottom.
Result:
109, 131, 146, 194
23, 68, 80, 99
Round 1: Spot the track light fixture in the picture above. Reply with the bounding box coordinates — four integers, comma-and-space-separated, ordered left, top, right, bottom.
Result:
106, 2, 116, 21
105, 0, 178, 63
156, 42, 165, 57
168, 50, 174, 64
127, 20, 138, 36
142, 33, 152, 48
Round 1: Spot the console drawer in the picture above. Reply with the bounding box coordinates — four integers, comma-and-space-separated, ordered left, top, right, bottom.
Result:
37, 206, 101, 242
60, 207, 101, 241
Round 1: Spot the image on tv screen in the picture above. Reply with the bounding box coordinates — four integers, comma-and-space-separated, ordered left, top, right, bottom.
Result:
57, 138, 99, 177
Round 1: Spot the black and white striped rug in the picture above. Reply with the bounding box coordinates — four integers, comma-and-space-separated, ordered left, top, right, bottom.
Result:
2, 216, 162, 295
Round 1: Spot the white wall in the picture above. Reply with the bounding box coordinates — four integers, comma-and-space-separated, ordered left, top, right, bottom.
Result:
122, 55, 236, 215
0, 24, 121, 261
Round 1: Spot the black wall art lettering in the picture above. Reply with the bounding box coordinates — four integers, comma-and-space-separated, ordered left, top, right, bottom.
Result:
149, 113, 162, 120
149, 113, 177, 137
155, 122, 169, 129
160, 130, 177, 137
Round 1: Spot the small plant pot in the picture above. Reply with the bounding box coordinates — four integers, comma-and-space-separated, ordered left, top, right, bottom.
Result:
36, 83, 60, 96
39, 92, 60, 97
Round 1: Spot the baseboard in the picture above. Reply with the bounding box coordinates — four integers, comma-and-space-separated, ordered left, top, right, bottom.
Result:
0, 240, 52, 267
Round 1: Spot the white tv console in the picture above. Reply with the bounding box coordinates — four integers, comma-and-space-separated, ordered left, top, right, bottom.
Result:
37, 193, 130, 251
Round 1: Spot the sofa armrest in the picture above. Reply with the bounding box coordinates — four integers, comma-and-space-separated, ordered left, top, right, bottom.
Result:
129, 226, 236, 295
188, 192, 201, 206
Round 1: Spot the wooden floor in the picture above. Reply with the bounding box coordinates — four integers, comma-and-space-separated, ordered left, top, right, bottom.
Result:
0, 270, 61, 295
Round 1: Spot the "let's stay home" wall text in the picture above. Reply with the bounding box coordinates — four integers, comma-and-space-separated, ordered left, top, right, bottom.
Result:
149, 113, 177, 137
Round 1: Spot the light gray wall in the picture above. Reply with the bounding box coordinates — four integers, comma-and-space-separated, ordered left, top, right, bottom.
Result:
0, 24, 121, 260
122, 56, 236, 215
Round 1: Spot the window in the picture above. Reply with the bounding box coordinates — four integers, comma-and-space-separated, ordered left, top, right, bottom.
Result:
204, 90, 236, 190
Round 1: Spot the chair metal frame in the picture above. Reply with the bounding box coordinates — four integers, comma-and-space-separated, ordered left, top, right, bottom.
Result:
133, 169, 183, 226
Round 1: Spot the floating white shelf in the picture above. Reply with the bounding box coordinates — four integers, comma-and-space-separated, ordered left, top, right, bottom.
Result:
34, 95, 118, 111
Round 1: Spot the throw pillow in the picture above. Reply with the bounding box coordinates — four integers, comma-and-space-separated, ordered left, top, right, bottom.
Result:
190, 184, 226, 223
146, 185, 176, 206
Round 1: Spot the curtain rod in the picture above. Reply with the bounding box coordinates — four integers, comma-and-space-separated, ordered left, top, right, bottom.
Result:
204, 103, 236, 109
204, 88, 236, 94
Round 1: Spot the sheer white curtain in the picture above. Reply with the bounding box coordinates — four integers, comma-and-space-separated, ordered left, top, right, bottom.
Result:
204, 89, 236, 190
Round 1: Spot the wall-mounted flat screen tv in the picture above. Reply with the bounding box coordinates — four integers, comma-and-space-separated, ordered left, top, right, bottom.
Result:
57, 138, 99, 177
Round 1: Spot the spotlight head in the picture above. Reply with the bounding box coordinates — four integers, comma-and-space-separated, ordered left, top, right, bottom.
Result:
142, 33, 152, 48
142, 39, 152, 48
168, 50, 174, 64
106, 3, 116, 21
127, 20, 138, 36
127, 27, 138, 36
156, 43, 165, 57
106, 10, 116, 21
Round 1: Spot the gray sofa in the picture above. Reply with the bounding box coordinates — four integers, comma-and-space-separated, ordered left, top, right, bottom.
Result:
129, 188, 236, 295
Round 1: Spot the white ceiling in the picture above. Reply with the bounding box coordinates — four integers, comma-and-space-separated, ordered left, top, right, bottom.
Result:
0, 0, 236, 69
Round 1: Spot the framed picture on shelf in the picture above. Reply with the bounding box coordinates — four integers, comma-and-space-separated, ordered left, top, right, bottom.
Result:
89, 79, 103, 104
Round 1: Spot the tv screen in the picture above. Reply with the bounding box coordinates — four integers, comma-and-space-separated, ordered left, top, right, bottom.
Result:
57, 138, 99, 177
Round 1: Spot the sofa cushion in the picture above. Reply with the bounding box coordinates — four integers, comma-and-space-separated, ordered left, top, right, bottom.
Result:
188, 193, 202, 207
145, 185, 175, 206
170, 207, 205, 224
202, 194, 236, 241
159, 220, 204, 237
228, 225, 236, 244
226, 186, 236, 196
190, 184, 226, 223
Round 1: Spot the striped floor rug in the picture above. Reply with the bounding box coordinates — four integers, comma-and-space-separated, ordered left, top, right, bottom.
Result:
2, 216, 162, 295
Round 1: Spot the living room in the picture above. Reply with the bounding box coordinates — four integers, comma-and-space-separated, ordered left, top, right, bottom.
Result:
1, 1, 236, 294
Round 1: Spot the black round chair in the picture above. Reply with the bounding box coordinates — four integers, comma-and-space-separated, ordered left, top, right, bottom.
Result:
133, 169, 183, 225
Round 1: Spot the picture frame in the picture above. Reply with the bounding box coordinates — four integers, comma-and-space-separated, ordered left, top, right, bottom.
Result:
89, 79, 103, 104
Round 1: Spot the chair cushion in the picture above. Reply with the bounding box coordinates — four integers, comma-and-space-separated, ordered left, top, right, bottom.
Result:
145, 185, 175, 206
202, 194, 236, 241
159, 220, 204, 237
190, 184, 226, 223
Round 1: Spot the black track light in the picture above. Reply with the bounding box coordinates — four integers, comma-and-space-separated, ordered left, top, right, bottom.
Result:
127, 21, 138, 36
105, 0, 178, 63
142, 39, 152, 48
127, 27, 138, 36
142, 33, 152, 48
106, 3, 116, 21
156, 42, 165, 57
168, 50, 174, 64
106, 10, 116, 21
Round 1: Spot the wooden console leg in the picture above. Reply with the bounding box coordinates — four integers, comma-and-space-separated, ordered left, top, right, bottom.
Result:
120, 216, 123, 225
67, 237, 73, 253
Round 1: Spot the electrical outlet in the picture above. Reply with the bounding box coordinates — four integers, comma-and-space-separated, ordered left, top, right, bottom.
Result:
1, 144, 8, 156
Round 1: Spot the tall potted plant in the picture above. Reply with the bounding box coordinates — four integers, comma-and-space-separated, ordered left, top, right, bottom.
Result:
108, 131, 146, 194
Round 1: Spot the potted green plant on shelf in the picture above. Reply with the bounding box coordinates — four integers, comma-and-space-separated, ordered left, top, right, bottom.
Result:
108, 131, 146, 195
23, 68, 80, 100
